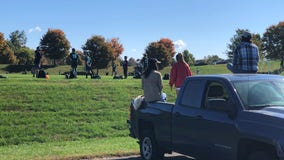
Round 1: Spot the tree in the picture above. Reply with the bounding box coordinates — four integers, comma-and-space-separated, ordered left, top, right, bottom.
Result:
204, 55, 222, 65
40, 29, 71, 65
128, 57, 137, 66
226, 29, 263, 59
0, 32, 17, 64
262, 22, 284, 68
110, 38, 124, 59
7, 30, 27, 53
159, 38, 175, 57
82, 35, 114, 74
145, 38, 175, 69
15, 47, 34, 65
182, 49, 195, 66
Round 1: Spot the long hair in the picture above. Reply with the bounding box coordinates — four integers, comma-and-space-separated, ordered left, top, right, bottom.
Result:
143, 60, 158, 78
176, 53, 186, 63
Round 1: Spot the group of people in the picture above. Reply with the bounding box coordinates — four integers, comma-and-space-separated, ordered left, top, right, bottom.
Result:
141, 53, 193, 103
32, 31, 259, 96
142, 31, 260, 103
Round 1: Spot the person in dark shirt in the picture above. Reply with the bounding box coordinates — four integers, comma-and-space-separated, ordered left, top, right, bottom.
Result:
123, 56, 128, 79
69, 48, 79, 76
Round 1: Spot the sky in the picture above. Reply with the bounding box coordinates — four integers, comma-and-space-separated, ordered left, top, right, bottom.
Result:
0, 0, 283, 60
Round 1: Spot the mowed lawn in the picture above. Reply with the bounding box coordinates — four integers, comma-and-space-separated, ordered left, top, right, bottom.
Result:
0, 73, 177, 160
0, 62, 282, 160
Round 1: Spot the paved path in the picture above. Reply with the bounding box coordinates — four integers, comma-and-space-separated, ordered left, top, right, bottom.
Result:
91, 153, 194, 160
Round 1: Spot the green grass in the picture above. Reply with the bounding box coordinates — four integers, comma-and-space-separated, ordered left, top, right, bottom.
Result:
0, 61, 282, 160
0, 137, 139, 160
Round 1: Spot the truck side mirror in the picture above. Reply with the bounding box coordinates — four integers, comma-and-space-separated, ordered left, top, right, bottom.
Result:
207, 99, 236, 119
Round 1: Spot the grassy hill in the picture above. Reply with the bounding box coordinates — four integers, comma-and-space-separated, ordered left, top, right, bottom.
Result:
0, 61, 283, 159
0, 59, 281, 75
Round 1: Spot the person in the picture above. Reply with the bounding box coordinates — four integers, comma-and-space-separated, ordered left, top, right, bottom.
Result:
169, 53, 193, 95
69, 48, 79, 76
111, 61, 117, 76
227, 31, 260, 73
141, 53, 148, 72
123, 56, 128, 79
142, 58, 165, 102
84, 52, 93, 78
33, 47, 43, 77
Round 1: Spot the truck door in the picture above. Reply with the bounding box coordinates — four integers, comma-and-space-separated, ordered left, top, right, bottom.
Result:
172, 79, 239, 160
196, 81, 239, 160
172, 79, 207, 158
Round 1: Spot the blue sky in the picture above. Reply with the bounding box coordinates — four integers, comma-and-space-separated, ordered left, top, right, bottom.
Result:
1, 0, 283, 60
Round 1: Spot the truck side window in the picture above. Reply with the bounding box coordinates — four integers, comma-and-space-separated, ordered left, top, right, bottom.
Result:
180, 80, 203, 108
205, 82, 229, 111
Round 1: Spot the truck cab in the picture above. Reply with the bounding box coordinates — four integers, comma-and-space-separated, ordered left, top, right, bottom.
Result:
128, 74, 284, 160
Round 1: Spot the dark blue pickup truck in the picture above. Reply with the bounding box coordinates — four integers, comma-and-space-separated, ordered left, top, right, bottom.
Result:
128, 74, 284, 160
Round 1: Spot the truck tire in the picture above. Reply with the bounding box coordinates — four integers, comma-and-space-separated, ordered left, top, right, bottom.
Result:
140, 130, 164, 160
246, 150, 277, 160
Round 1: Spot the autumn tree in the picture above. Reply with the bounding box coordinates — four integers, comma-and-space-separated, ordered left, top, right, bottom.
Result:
0, 32, 17, 64
159, 38, 175, 57
82, 35, 114, 74
262, 22, 284, 68
110, 38, 124, 59
226, 29, 263, 59
145, 38, 175, 69
40, 29, 71, 65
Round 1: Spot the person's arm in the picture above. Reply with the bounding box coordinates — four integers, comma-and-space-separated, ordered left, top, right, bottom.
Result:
186, 64, 193, 76
158, 72, 163, 92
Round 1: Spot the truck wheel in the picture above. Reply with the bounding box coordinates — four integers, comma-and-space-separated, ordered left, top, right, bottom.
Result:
140, 130, 164, 160
246, 150, 277, 160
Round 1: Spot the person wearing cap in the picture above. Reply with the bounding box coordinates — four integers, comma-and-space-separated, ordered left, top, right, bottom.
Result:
142, 58, 165, 102
169, 53, 193, 96
227, 31, 259, 73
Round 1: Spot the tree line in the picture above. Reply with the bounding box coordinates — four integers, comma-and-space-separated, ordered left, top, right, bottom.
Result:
0, 21, 283, 70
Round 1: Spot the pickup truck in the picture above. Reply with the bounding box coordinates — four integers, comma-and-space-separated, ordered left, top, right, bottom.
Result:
127, 74, 284, 160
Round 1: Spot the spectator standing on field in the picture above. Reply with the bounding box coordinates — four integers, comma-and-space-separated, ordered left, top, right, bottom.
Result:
112, 61, 117, 76
123, 56, 128, 79
84, 52, 93, 78
33, 47, 43, 77
227, 31, 260, 73
69, 48, 79, 76
169, 53, 193, 96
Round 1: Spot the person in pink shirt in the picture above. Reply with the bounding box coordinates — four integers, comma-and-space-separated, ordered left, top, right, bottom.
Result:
169, 53, 193, 95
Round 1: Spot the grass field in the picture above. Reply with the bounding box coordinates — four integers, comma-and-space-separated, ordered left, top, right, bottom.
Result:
0, 61, 282, 160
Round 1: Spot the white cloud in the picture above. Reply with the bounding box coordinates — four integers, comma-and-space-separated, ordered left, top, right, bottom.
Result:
35, 26, 41, 32
131, 49, 137, 52
173, 40, 186, 50
28, 26, 42, 33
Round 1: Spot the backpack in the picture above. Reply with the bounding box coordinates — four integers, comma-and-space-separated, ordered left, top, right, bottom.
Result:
37, 69, 47, 78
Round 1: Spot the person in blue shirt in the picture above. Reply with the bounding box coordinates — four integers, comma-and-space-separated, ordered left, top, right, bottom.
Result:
227, 31, 259, 73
